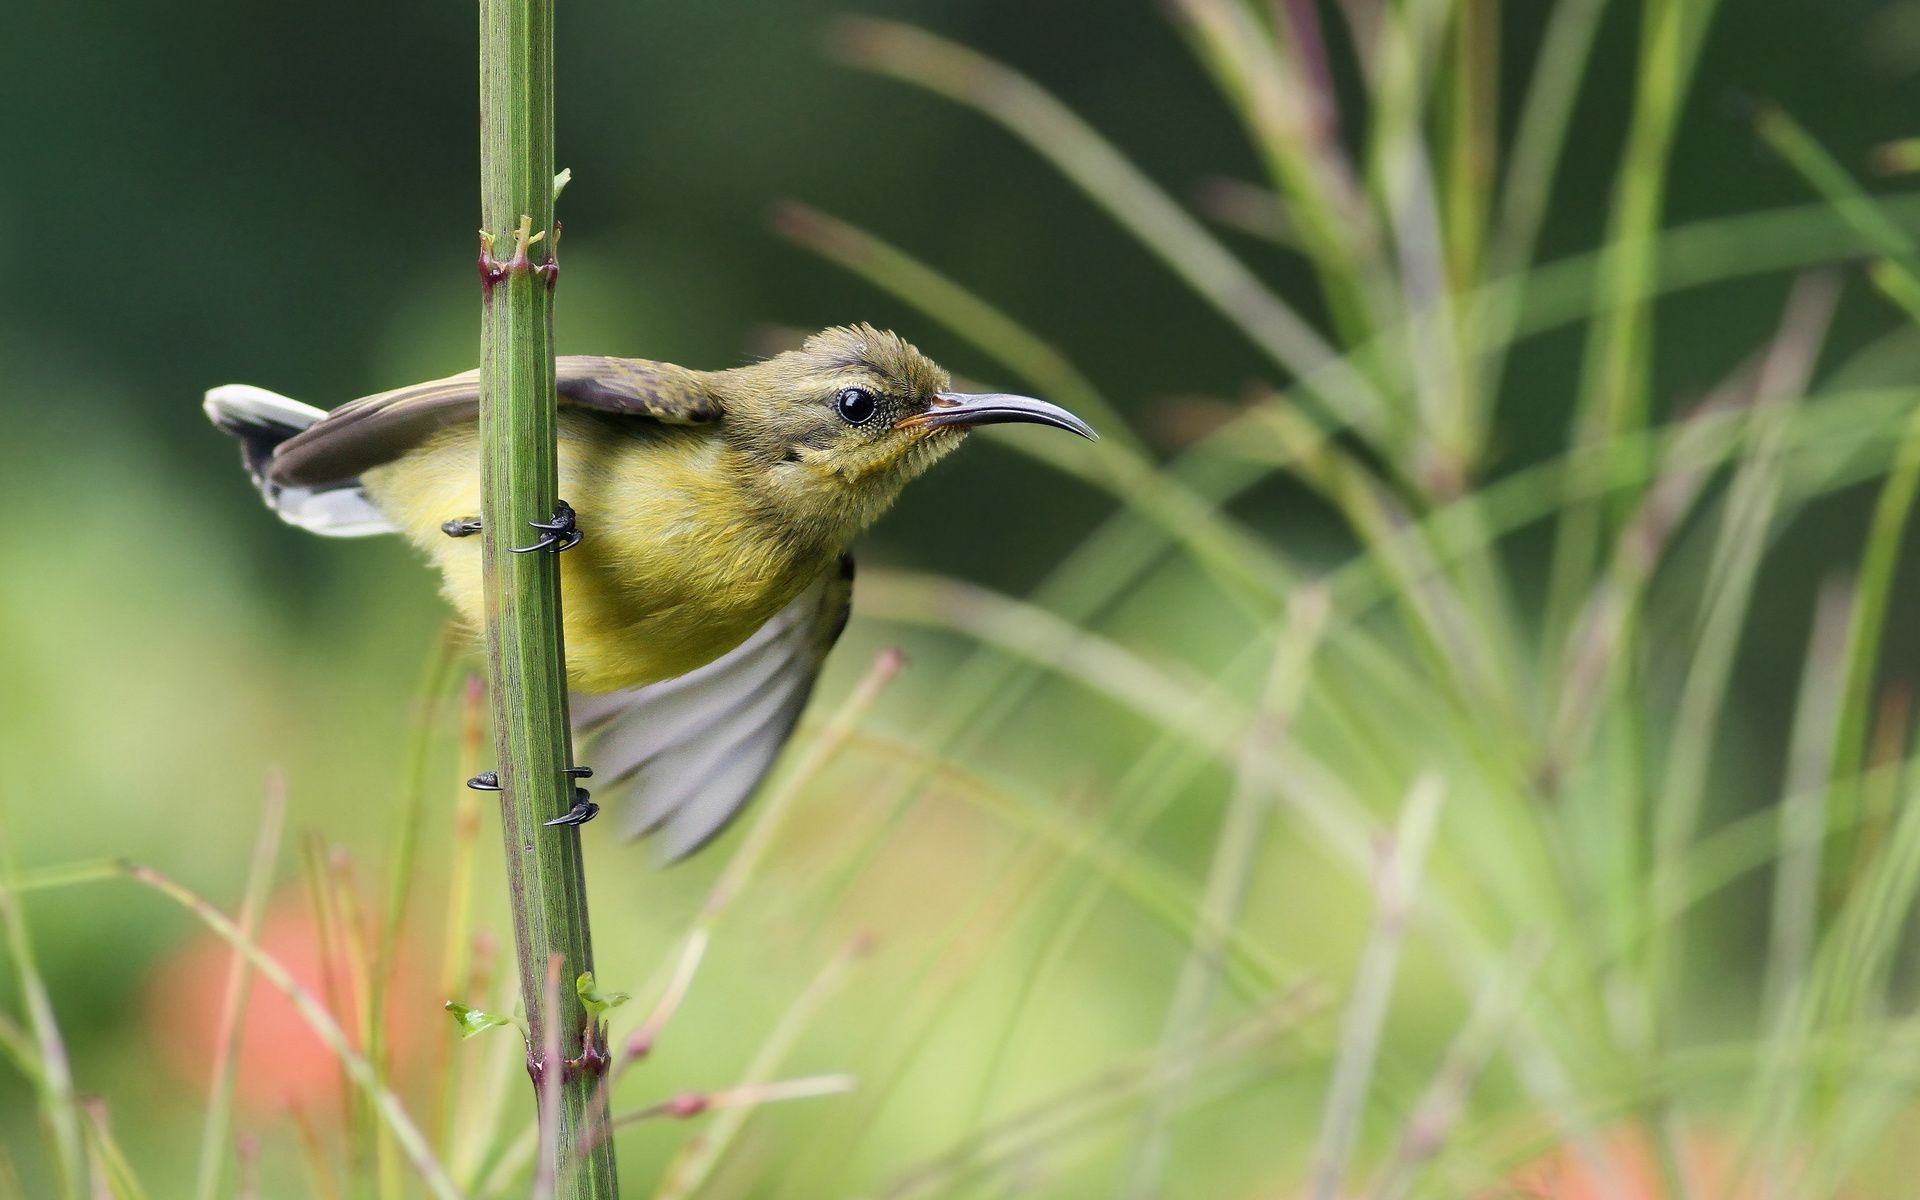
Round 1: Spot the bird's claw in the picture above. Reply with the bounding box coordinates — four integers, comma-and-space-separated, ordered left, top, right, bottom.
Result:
442, 516, 482, 538
512, 500, 581, 554
471, 770, 599, 827
544, 786, 600, 827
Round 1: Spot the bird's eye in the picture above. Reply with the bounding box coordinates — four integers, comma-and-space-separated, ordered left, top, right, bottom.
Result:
835, 387, 878, 425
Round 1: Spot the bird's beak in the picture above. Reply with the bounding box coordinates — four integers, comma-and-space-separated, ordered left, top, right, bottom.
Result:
897, 391, 1098, 441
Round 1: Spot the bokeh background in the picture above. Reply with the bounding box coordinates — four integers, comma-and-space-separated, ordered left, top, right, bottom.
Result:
4, 1, 1920, 1196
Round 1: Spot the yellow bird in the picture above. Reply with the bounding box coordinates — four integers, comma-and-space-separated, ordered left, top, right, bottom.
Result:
205, 325, 1094, 859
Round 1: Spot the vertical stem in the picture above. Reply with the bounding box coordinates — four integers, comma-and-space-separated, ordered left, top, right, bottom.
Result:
476, 0, 618, 1194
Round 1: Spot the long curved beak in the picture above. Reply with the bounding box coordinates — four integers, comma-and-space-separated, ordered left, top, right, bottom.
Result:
898, 391, 1098, 441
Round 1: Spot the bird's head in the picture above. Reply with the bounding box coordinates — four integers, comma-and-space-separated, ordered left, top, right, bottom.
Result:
719, 324, 1095, 539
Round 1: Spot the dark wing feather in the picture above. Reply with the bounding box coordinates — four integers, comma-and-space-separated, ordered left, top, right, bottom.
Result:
267, 357, 720, 489
571, 557, 855, 863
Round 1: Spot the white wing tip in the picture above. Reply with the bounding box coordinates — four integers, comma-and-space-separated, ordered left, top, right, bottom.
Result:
203, 383, 325, 429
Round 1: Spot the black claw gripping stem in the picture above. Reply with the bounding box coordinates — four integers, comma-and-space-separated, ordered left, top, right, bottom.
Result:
544, 786, 600, 827
511, 499, 581, 554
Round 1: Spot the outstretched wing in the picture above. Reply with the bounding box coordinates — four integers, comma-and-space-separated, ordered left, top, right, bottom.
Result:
571, 557, 856, 863
267, 357, 722, 489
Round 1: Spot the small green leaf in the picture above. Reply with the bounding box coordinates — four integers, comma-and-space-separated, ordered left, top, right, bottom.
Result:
552, 167, 573, 203
445, 1000, 515, 1039
575, 971, 630, 1017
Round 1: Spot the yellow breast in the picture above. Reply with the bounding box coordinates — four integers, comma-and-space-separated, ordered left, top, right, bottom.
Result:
360, 412, 825, 693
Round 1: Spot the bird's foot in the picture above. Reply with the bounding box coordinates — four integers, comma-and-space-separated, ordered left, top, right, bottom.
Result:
442, 516, 482, 538
470, 769, 598, 827
511, 499, 581, 554
544, 786, 600, 828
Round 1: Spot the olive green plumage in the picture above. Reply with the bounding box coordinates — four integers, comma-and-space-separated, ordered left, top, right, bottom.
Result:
204, 324, 1093, 857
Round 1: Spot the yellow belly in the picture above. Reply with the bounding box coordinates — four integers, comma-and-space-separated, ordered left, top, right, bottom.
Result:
360, 413, 823, 693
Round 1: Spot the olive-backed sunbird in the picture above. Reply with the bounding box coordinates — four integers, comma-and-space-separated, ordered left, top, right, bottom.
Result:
205, 325, 1095, 860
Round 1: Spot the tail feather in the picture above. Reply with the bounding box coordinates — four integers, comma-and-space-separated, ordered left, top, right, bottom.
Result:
204, 384, 397, 538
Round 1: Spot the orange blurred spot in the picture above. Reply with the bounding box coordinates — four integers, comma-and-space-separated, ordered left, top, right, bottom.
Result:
144, 891, 436, 1118
1503, 1127, 1794, 1199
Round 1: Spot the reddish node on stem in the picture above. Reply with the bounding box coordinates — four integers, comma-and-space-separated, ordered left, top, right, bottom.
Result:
666, 1092, 709, 1118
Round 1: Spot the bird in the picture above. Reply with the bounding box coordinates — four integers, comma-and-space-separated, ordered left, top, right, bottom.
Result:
204, 324, 1095, 860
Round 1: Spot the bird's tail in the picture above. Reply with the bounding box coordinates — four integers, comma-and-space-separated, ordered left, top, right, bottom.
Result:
204, 384, 396, 537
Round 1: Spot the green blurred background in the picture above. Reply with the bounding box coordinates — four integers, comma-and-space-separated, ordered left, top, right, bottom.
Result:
4, 1, 1920, 1196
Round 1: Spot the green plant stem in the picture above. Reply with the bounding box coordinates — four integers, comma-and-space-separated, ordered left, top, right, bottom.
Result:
476, 0, 616, 1193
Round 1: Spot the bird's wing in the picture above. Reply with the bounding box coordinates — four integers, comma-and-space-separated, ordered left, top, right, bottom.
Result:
267, 357, 722, 489
570, 556, 855, 863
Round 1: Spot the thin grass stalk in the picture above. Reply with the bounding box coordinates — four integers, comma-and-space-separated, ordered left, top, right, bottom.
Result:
0, 839, 85, 1200
827, 17, 1393, 443
1441, 0, 1498, 291
1365, 0, 1470, 473
1371, 938, 1548, 1200
1122, 588, 1329, 1198
0, 1009, 41, 1086
454, 937, 523, 1190
796, 830, 1066, 1196
1170, 0, 1389, 349
845, 728, 1289, 995
193, 774, 288, 1200
290, 1105, 344, 1200
1477, 0, 1610, 410
1797, 768, 1920, 1192
1733, 580, 1856, 1193
1308, 775, 1445, 1200
609, 1075, 854, 1135
1644, 274, 1838, 1039
370, 628, 461, 1180
1764, 580, 1853, 1024
118, 864, 464, 1200
1546, 0, 1724, 651
653, 939, 863, 1200
1749, 108, 1920, 904
79, 1104, 149, 1200
476, 0, 615, 1189
328, 854, 398, 1195
296, 835, 350, 1125
874, 985, 1324, 1200
928, 662, 1294, 1125
435, 673, 490, 1151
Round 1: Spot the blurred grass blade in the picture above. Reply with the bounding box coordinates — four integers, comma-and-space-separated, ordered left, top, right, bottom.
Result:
1371, 938, 1548, 1200
1308, 775, 1444, 1200
1169, 0, 1388, 349
652, 939, 864, 1200
1646, 273, 1838, 1031
121, 864, 465, 1200
877, 985, 1323, 1200
827, 17, 1391, 440
1764, 580, 1853, 1024
1123, 588, 1330, 1198
1546, 0, 1726, 650
0, 839, 85, 1200
1754, 104, 1920, 270
81, 1102, 151, 1200
194, 773, 288, 1200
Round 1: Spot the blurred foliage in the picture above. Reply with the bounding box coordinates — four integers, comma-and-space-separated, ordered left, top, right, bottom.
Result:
3, 0, 1920, 1197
